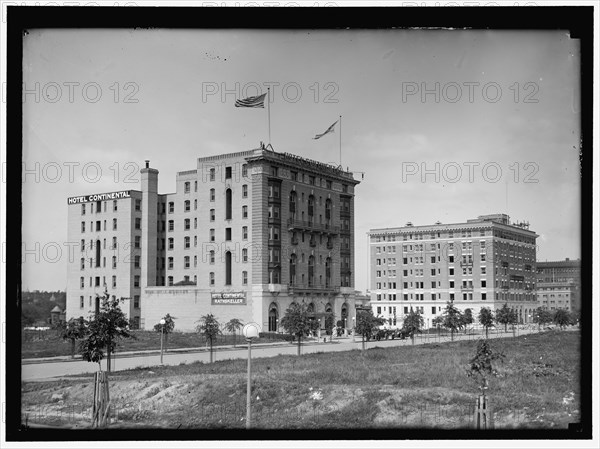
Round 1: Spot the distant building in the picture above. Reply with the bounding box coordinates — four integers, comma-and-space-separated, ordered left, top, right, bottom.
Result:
50, 306, 66, 326
536, 258, 581, 313
368, 214, 538, 328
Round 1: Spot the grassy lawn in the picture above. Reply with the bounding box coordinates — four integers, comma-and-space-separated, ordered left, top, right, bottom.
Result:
21, 330, 580, 429
21, 329, 288, 359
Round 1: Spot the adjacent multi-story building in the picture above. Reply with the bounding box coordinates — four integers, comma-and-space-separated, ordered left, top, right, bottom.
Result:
67, 145, 360, 332
368, 214, 538, 328
536, 258, 581, 313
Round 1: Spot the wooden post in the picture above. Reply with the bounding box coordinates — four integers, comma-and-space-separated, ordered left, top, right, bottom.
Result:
92, 372, 111, 428
475, 395, 493, 429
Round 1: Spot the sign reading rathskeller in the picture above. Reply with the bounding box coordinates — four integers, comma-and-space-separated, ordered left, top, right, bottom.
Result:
67, 190, 132, 204
211, 292, 247, 305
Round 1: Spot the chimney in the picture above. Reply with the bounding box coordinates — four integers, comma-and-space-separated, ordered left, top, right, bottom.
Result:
145, 160, 150, 169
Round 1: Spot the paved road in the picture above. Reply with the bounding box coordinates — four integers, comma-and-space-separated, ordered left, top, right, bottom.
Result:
21, 327, 548, 381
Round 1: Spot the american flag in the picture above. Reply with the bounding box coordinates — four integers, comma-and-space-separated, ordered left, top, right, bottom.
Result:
313, 120, 338, 139
235, 93, 267, 108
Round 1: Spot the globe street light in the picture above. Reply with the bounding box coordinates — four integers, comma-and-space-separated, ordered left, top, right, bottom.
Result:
243, 322, 261, 430
159, 318, 166, 365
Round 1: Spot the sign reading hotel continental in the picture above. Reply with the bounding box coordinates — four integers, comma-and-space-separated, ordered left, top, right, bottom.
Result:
67, 190, 132, 204
211, 292, 247, 305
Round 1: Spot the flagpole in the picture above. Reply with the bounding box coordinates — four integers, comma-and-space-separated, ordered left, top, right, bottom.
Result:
339, 115, 342, 167
267, 88, 271, 145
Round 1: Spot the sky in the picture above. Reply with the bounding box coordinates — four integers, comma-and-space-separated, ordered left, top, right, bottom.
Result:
20, 28, 582, 292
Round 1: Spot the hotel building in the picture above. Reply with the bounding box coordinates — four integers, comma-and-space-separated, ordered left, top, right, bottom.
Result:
368, 214, 538, 328
66, 145, 360, 332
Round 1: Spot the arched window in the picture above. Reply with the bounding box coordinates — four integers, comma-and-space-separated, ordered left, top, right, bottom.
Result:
325, 257, 332, 287
289, 254, 297, 285
225, 188, 232, 220
308, 255, 315, 286
95, 240, 101, 267
225, 251, 232, 285
325, 199, 332, 225
268, 303, 278, 332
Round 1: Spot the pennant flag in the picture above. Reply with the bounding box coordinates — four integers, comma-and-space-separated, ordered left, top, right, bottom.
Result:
235, 93, 267, 108
313, 120, 338, 139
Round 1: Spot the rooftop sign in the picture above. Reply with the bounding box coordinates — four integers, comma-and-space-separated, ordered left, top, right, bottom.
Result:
67, 190, 131, 204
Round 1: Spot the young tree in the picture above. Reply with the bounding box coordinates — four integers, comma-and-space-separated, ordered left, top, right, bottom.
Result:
153, 313, 176, 352
224, 318, 244, 347
553, 309, 572, 330
532, 307, 553, 330
494, 303, 517, 332
280, 302, 320, 356
196, 314, 221, 363
355, 310, 386, 353
441, 301, 464, 341
467, 339, 505, 393
80, 291, 134, 372
478, 307, 495, 339
462, 308, 474, 334
60, 317, 87, 359
401, 308, 424, 345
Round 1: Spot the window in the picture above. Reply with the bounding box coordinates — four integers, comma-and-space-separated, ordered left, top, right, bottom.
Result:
225, 189, 232, 219
112, 256, 117, 269
184, 256, 190, 269
134, 295, 140, 308
135, 199, 141, 211
242, 205, 248, 219
210, 168, 215, 181
168, 257, 173, 269
242, 164, 248, 178
184, 219, 190, 230
168, 220, 174, 231
112, 276, 117, 288
184, 181, 190, 193
210, 209, 215, 221
184, 200, 190, 212
210, 188, 215, 202
168, 202, 174, 213
81, 221, 85, 233
242, 184, 248, 198
194, 255, 197, 267
225, 228, 232, 241
135, 217, 141, 230
80, 276, 84, 288
209, 272, 215, 286
225, 166, 232, 179
112, 219, 117, 230
134, 256, 140, 268
168, 276, 173, 286
81, 204, 86, 215
113, 200, 118, 212
194, 181, 198, 192
242, 248, 248, 262
194, 199, 197, 210
210, 250, 215, 264
242, 226, 248, 240
168, 238, 174, 250
80, 296, 84, 308
210, 229, 215, 242
271, 166, 278, 177
242, 271, 248, 285
184, 236, 190, 249
134, 275, 140, 287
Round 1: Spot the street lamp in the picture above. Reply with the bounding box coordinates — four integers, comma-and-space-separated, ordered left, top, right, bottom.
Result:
243, 322, 261, 430
159, 318, 166, 364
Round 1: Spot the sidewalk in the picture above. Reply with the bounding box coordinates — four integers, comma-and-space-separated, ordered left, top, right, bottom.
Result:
21, 335, 352, 365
